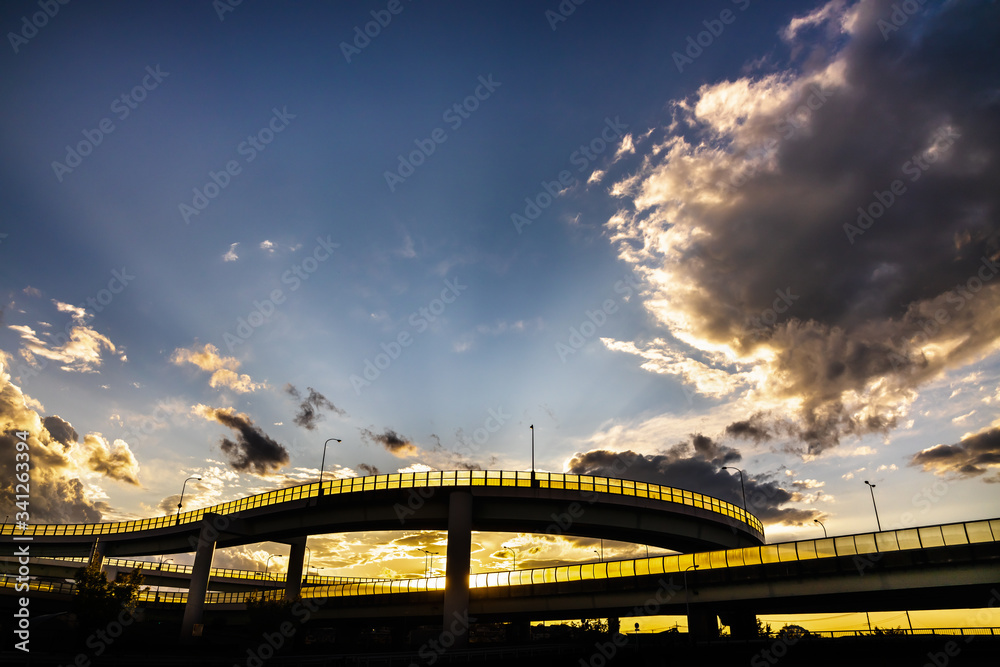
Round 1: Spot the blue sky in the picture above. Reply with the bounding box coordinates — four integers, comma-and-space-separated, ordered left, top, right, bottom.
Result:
2, 0, 999, 584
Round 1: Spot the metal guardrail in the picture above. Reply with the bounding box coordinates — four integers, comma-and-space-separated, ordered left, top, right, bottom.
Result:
22, 555, 390, 586
0, 469, 764, 539
5, 518, 994, 603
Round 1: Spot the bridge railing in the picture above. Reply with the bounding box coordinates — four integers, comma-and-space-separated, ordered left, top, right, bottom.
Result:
4, 517, 996, 603
0, 469, 764, 539
24, 555, 391, 586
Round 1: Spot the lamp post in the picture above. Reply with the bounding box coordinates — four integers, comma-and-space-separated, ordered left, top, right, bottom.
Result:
684, 565, 699, 641
155, 557, 173, 601
814, 519, 827, 538
530, 425, 535, 486
864, 481, 882, 532
176, 474, 202, 525
421, 550, 436, 577
721, 466, 747, 512
502, 544, 518, 571
319, 438, 341, 495
265, 555, 279, 582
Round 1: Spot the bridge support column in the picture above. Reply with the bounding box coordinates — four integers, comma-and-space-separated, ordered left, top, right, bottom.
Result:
180, 513, 219, 643
720, 610, 757, 639
89, 539, 107, 570
284, 537, 307, 600
443, 490, 472, 647
687, 607, 718, 641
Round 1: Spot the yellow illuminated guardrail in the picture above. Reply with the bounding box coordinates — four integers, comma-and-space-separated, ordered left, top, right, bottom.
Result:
20, 556, 387, 586
3, 518, 996, 604
0, 470, 764, 538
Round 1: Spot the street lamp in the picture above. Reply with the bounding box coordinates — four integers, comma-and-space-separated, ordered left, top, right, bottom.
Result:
529, 425, 535, 486
319, 438, 341, 495
684, 565, 699, 640
421, 550, 436, 577
864, 481, 882, 532
265, 555, 280, 581
155, 557, 173, 601
814, 519, 827, 538
721, 466, 747, 512
593, 550, 601, 562
502, 544, 518, 570
176, 474, 202, 525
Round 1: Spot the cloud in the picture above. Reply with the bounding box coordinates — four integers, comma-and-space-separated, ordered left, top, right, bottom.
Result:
0, 352, 142, 522
602, 0, 1000, 455
909, 427, 1000, 482
223, 242, 239, 262
8, 300, 125, 373
260, 240, 275, 253
171, 343, 266, 393
194, 404, 289, 475
360, 427, 418, 457
43, 415, 78, 446
285, 383, 346, 430
80, 434, 141, 485
566, 436, 822, 526
357, 463, 380, 476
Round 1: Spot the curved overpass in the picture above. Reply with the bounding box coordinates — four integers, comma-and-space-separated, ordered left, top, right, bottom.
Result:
1, 470, 763, 557
2, 470, 764, 641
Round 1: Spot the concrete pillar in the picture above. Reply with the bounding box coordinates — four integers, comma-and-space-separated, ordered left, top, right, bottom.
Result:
180, 514, 220, 643
443, 490, 472, 646
284, 538, 307, 601
89, 539, 107, 570
687, 607, 719, 641
721, 610, 758, 639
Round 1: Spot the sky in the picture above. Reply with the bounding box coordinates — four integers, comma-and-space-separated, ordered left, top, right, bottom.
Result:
2, 0, 999, 627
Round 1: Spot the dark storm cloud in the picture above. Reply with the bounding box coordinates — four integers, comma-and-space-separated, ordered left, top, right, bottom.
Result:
360, 427, 418, 457
568, 437, 822, 525
200, 406, 289, 475
607, 0, 1000, 455
357, 462, 380, 476
43, 415, 78, 446
909, 427, 1000, 481
285, 383, 346, 430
